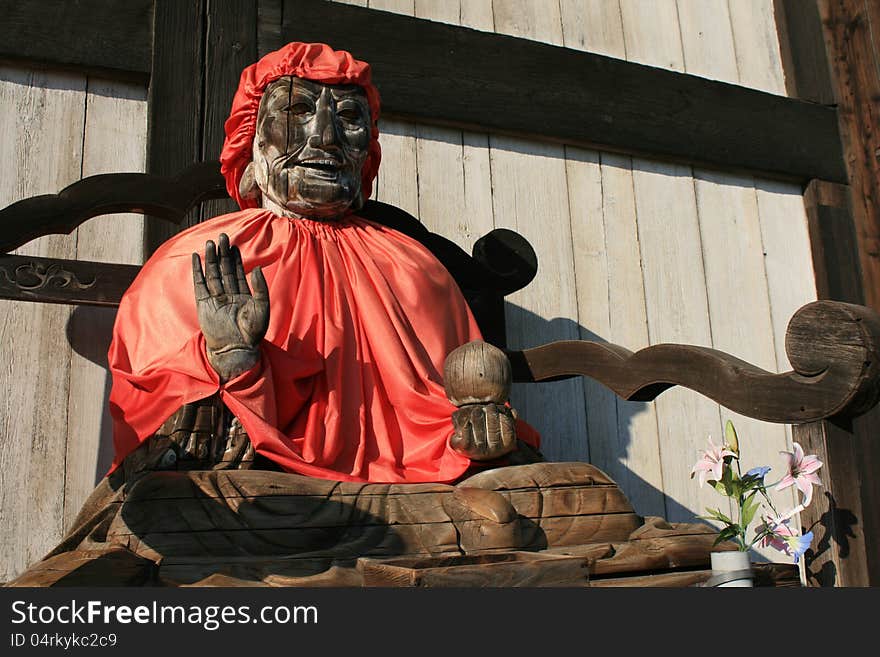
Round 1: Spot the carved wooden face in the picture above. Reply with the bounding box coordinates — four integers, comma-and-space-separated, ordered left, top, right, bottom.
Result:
248, 76, 372, 219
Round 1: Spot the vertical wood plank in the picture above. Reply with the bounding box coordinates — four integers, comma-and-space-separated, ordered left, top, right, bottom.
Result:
774, 0, 879, 586
619, 1, 725, 524
795, 419, 871, 586
727, 0, 787, 94
619, 0, 684, 71
367, 1, 419, 211
559, 0, 627, 57
63, 78, 148, 533
630, 160, 724, 523
492, 0, 564, 45
600, 153, 666, 518
758, 182, 819, 370
558, 0, 664, 516
773, 0, 836, 102
693, 171, 795, 524
564, 146, 615, 473
202, 0, 259, 220
818, 0, 880, 312
145, 0, 204, 255
257, 0, 284, 56
676, 0, 740, 84
0, 66, 85, 581
491, 4, 588, 463
412, 2, 495, 251
678, 0, 795, 555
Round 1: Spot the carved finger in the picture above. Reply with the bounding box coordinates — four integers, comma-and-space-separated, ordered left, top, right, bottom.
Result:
232, 245, 249, 295
204, 239, 223, 297
218, 233, 239, 294
250, 266, 270, 330
484, 405, 502, 454
250, 266, 269, 304
450, 408, 477, 455
192, 253, 210, 301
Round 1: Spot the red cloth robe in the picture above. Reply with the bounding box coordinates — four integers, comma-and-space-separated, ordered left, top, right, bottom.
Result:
108, 209, 529, 483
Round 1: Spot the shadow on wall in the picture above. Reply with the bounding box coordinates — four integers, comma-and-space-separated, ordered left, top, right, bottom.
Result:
504, 300, 698, 525
65, 305, 117, 485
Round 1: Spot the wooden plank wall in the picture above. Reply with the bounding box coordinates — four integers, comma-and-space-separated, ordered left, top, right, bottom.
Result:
329, 0, 817, 558
0, 64, 147, 581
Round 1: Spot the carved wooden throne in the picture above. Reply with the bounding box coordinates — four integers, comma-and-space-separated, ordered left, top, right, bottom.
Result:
2, 163, 879, 587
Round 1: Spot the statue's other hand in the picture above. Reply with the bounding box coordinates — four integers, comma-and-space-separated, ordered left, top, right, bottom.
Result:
192, 233, 269, 381
450, 403, 518, 461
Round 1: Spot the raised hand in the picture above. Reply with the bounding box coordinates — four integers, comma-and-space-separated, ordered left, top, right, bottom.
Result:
192, 233, 269, 381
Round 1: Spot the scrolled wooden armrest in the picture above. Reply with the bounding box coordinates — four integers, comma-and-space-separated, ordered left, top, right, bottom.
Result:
505, 300, 880, 424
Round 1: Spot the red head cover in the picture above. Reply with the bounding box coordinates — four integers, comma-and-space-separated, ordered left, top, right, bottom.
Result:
219, 42, 382, 209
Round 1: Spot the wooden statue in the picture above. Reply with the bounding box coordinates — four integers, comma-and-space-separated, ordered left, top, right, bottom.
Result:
5, 42, 880, 588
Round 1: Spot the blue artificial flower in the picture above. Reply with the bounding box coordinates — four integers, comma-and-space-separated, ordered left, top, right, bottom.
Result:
746, 466, 771, 480
786, 530, 814, 563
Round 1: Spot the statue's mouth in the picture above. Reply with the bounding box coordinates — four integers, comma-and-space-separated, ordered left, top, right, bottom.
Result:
296, 158, 345, 179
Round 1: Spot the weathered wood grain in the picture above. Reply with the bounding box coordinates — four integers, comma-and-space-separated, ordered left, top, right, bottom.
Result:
358, 551, 594, 587
0, 67, 86, 583
506, 300, 880, 423
145, 0, 204, 255
63, 78, 148, 533
487, 0, 586, 463
794, 419, 872, 586
0, 0, 152, 80
600, 153, 666, 519
683, 4, 795, 552
5, 547, 157, 587
557, 3, 666, 521
201, 0, 258, 221
728, 0, 787, 94
257, 0, 284, 56
279, 0, 845, 183
619, 3, 722, 526
773, 0, 836, 103
818, 0, 880, 311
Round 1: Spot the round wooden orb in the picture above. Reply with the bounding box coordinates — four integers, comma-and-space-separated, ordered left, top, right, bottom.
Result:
444, 340, 512, 406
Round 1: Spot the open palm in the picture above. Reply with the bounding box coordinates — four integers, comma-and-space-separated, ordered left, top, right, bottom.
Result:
192, 233, 269, 380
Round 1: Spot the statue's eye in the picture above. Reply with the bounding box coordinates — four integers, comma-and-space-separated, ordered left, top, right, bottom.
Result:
337, 106, 363, 124
287, 102, 313, 116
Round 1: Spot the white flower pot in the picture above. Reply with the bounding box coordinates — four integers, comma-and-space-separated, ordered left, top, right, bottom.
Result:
708, 551, 754, 587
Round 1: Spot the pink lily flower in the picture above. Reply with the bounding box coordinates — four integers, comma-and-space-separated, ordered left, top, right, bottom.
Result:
775, 442, 822, 507
690, 437, 737, 488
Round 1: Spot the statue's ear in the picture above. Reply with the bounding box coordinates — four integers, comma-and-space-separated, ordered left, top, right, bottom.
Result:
238, 162, 261, 202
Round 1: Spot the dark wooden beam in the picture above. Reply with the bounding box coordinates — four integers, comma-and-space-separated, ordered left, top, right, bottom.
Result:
774, 0, 836, 104
201, 0, 259, 220
145, 0, 205, 256
803, 180, 864, 304
795, 418, 872, 587
277, 0, 846, 183
0, 0, 152, 80
818, 0, 880, 312
775, 0, 880, 587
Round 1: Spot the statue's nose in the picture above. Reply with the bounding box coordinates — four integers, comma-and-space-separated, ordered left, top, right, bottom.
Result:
309, 98, 340, 149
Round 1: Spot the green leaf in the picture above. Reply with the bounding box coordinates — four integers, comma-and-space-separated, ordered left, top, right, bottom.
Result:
725, 420, 739, 455
741, 492, 761, 530
721, 465, 741, 499
701, 507, 734, 525
713, 526, 741, 547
